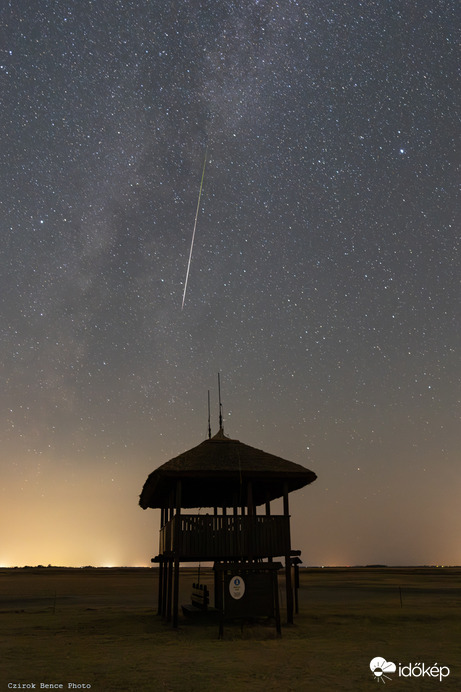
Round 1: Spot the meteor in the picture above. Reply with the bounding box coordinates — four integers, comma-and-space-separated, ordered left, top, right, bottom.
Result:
181, 147, 208, 310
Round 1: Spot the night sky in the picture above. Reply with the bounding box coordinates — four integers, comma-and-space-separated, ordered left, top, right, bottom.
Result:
1, 1, 459, 567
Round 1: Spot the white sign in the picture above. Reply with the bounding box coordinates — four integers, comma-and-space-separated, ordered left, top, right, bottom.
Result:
229, 575, 245, 600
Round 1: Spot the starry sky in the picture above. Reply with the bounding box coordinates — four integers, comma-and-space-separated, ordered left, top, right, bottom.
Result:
1, 0, 459, 567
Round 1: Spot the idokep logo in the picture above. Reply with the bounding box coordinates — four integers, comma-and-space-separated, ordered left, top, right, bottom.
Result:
370, 657, 396, 683
370, 657, 451, 683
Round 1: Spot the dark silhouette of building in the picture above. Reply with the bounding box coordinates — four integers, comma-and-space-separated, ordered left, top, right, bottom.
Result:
139, 427, 317, 628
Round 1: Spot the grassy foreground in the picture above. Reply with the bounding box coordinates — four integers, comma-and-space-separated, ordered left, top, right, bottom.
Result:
1, 567, 460, 691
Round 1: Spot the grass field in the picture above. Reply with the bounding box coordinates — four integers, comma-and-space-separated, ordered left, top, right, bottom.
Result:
1, 567, 460, 691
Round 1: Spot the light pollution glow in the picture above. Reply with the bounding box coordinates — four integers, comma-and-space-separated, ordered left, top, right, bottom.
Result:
1, 3, 459, 568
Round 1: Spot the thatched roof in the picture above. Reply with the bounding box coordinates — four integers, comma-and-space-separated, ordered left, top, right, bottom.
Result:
139, 429, 317, 509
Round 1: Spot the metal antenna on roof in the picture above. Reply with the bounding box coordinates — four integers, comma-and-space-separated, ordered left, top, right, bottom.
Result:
207, 390, 211, 439
218, 372, 223, 432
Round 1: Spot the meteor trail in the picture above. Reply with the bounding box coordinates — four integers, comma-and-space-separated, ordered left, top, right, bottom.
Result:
181, 148, 208, 310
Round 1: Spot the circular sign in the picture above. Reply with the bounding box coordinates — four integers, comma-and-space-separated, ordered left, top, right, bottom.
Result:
229, 575, 245, 600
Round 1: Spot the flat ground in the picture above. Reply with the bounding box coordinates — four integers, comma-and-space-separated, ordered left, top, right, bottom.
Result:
1, 567, 460, 691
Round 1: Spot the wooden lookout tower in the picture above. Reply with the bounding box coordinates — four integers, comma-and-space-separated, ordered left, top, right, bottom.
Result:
139, 427, 317, 629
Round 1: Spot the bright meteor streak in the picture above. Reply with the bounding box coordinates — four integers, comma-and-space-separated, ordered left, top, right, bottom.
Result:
181, 148, 208, 310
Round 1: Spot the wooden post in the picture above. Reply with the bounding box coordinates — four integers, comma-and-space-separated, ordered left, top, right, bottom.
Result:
166, 557, 173, 621
161, 556, 168, 617
157, 556, 163, 615
247, 481, 255, 561
283, 482, 294, 624
265, 494, 272, 563
165, 494, 174, 620
273, 570, 282, 637
294, 562, 299, 614
172, 480, 181, 628
247, 481, 254, 516
157, 508, 165, 615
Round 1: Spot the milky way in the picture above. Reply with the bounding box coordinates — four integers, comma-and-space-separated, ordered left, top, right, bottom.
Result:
1, 1, 459, 566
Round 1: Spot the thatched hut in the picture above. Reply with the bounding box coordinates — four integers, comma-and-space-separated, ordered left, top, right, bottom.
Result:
139, 428, 317, 628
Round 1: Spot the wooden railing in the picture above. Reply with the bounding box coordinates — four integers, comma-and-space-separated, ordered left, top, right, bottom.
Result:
160, 514, 290, 560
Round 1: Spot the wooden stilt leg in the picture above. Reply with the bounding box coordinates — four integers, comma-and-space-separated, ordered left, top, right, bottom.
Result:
166, 558, 173, 622
173, 558, 180, 628
157, 558, 163, 615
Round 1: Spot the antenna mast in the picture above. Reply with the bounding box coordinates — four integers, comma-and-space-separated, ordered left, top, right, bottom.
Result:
207, 390, 211, 439
218, 372, 223, 432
